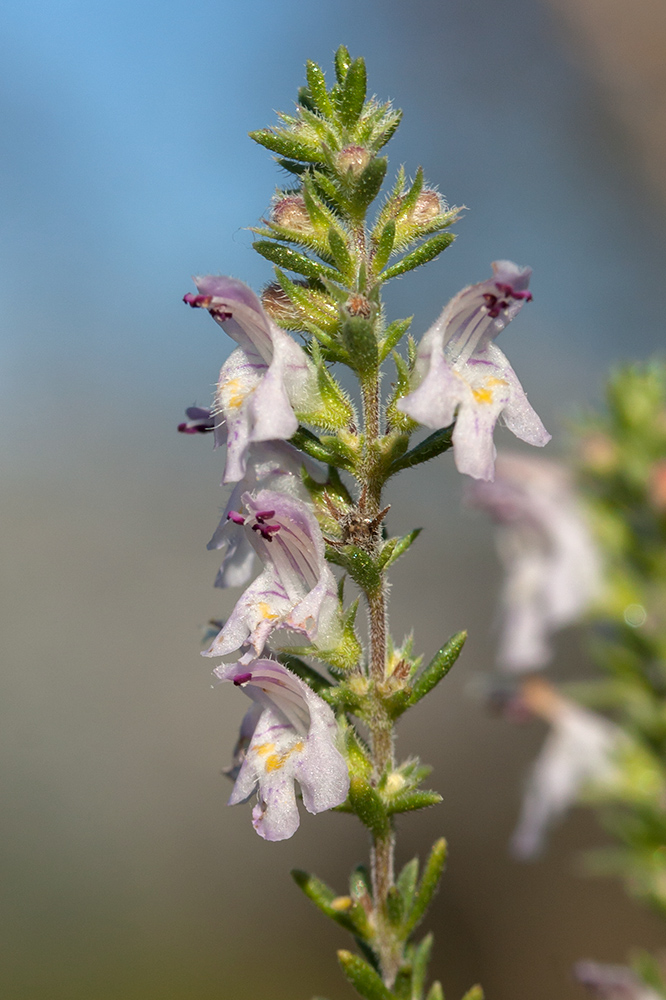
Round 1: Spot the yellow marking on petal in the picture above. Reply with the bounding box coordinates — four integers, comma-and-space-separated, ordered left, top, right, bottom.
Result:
265, 740, 305, 772
472, 376, 507, 405
219, 377, 250, 410
253, 742, 276, 757
257, 602, 279, 621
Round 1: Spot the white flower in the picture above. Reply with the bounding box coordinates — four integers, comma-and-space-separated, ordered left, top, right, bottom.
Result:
184, 276, 320, 483
468, 452, 601, 671
216, 658, 349, 841
203, 489, 340, 660
511, 679, 621, 859
398, 261, 550, 480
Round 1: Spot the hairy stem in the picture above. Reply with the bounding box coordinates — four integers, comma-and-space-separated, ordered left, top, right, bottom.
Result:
361, 363, 400, 985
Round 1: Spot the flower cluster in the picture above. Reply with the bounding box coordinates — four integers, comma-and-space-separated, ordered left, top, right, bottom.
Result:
182, 275, 348, 841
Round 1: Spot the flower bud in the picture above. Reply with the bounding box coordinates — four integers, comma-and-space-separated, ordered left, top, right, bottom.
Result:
337, 144, 371, 176
405, 188, 442, 225
271, 194, 312, 233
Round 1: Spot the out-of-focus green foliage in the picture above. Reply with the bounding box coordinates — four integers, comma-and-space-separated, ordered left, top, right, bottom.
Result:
574, 361, 666, 918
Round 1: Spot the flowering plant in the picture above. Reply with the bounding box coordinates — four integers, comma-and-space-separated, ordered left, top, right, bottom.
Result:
180, 48, 549, 1000
475, 363, 666, 998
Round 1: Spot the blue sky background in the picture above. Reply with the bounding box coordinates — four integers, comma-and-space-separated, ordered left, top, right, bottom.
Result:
2, 2, 666, 999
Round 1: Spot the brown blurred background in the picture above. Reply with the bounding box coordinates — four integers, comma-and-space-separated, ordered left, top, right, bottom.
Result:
2, 1, 666, 998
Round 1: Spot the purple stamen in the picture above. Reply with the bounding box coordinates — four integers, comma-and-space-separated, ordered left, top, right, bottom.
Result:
254, 509, 276, 524
232, 672, 253, 686
183, 293, 212, 308
227, 511, 246, 525
252, 522, 281, 541
495, 282, 533, 303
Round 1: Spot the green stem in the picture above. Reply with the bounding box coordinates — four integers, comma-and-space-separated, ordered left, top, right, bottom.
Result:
361, 363, 401, 986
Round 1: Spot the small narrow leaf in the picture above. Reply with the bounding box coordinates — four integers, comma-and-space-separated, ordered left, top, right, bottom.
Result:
248, 128, 321, 163
396, 167, 424, 218
425, 983, 444, 1000
461, 987, 484, 1000
292, 871, 356, 932
373, 109, 403, 150
388, 426, 454, 475
326, 544, 382, 595
380, 232, 454, 281
379, 529, 421, 571
337, 950, 394, 1000
386, 790, 442, 815
396, 857, 419, 915
350, 156, 388, 215
335, 45, 352, 84
404, 838, 448, 935
290, 426, 340, 465
406, 632, 467, 706
253, 241, 343, 283
328, 227, 353, 277
372, 220, 396, 275
412, 934, 434, 1000
336, 57, 367, 128
350, 864, 373, 902
386, 885, 404, 926
306, 60, 334, 117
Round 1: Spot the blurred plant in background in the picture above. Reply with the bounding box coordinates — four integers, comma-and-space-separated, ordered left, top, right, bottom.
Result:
477, 363, 666, 998
180, 47, 551, 1000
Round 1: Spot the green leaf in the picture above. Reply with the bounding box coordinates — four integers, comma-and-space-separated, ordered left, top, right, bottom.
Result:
350, 156, 388, 215
326, 544, 382, 595
306, 60, 334, 117
386, 790, 442, 816
290, 426, 339, 465
396, 167, 424, 218
291, 871, 357, 932
336, 57, 367, 128
337, 950, 394, 1000
396, 857, 419, 915
373, 109, 403, 150
425, 983, 444, 1000
404, 838, 447, 935
253, 240, 343, 284
386, 885, 404, 926
248, 128, 322, 163
328, 227, 354, 278
380, 232, 454, 281
388, 426, 454, 475
406, 633, 467, 707
350, 864, 373, 902
372, 220, 396, 275
412, 934, 434, 1000
460, 987, 483, 1000
335, 45, 352, 85
378, 529, 421, 571
341, 316, 379, 375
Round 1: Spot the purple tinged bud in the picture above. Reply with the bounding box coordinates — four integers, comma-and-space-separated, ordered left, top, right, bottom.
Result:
271, 195, 312, 232
336, 145, 371, 175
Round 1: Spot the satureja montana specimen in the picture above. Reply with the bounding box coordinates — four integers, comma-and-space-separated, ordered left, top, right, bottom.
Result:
180, 46, 548, 1000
